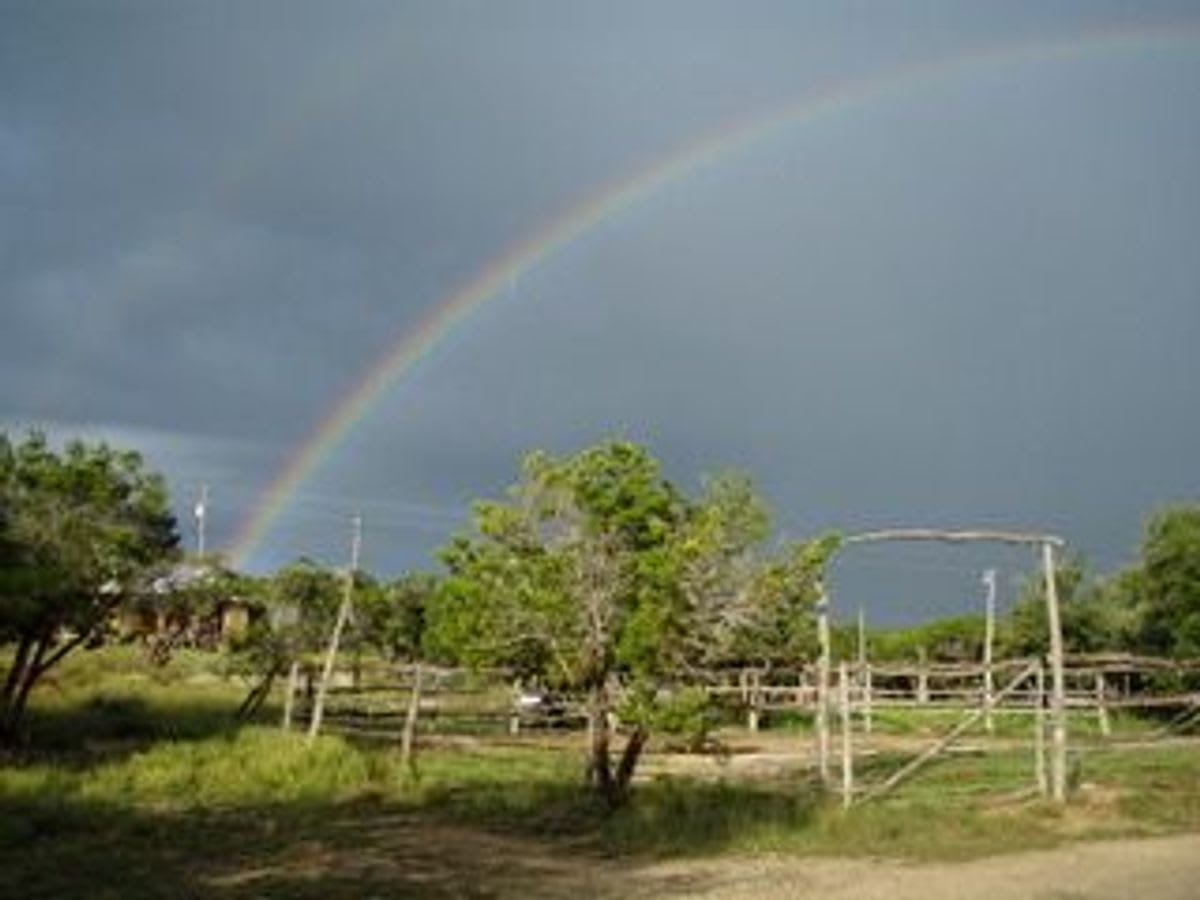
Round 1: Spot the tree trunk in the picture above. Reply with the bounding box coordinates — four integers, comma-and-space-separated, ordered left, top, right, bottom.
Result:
0, 634, 36, 740
1, 634, 34, 710
613, 726, 648, 798
1, 633, 49, 742
237, 668, 278, 721
587, 685, 617, 801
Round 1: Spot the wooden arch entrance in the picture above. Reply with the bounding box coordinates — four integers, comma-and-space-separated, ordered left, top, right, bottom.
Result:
817, 528, 1069, 803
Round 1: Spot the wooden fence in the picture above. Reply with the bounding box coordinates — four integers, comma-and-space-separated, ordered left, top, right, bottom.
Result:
285, 652, 1198, 747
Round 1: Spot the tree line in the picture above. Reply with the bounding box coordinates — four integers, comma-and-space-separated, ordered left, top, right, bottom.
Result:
2, 430, 1197, 804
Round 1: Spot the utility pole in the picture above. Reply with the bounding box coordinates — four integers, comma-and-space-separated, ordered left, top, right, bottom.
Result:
857, 606, 871, 734
194, 484, 209, 558
815, 581, 831, 785
982, 568, 996, 734
1042, 541, 1068, 803
308, 514, 363, 743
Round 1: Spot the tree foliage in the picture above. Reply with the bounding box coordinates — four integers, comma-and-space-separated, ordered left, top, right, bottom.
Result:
0, 431, 178, 739
357, 572, 437, 663
1133, 505, 1200, 657
426, 441, 800, 804
227, 558, 341, 716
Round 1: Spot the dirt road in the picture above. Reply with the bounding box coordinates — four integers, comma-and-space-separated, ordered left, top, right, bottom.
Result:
625, 833, 1200, 899
203, 817, 1200, 899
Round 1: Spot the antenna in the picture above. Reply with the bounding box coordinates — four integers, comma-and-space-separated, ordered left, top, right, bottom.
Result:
194, 484, 209, 558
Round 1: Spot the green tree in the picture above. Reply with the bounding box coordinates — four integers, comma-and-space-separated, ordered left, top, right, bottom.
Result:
358, 572, 437, 663
0, 432, 178, 740
872, 615, 986, 663
1133, 505, 1200, 657
999, 556, 1118, 656
730, 534, 839, 666
228, 558, 342, 718
426, 442, 775, 806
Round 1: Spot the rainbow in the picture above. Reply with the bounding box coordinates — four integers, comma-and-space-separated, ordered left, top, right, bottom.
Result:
228, 23, 1200, 568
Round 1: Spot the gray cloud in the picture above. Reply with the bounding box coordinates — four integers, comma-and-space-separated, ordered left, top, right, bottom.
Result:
3, 2, 1198, 621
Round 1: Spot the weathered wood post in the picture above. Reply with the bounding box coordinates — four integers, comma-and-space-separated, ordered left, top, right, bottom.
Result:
281, 659, 300, 732
747, 670, 761, 733
917, 645, 930, 705
1035, 659, 1048, 796
857, 607, 872, 735
308, 514, 362, 743
816, 581, 831, 785
509, 679, 522, 736
982, 568, 996, 734
1095, 671, 1111, 738
1041, 541, 1068, 803
400, 661, 423, 769
839, 661, 853, 810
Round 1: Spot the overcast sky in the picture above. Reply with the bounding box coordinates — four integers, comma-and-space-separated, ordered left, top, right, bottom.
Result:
3, 2, 1198, 624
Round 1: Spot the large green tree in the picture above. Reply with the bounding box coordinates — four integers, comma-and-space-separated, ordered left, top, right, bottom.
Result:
358, 572, 437, 663
0, 432, 178, 740
1132, 505, 1200, 657
999, 556, 1122, 656
426, 442, 781, 805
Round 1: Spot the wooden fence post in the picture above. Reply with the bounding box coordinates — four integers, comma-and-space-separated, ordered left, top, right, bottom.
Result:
983, 568, 996, 734
862, 662, 874, 736
1042, 542, 1069, 803
917, 646, 930, 705
308, 515, 362, 743
1035, 659, 1048, 797
857, 608, 872, 735
747, 670, 761, 733
400, 662, 423, 769
509, 680, 522, 736
1095, 671, 1111, 738
281, 660, 300, 732
839, 661, 853, 810
816, 583, 831, 785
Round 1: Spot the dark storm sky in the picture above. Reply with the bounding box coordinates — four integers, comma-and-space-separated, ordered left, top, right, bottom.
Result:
3, 2, 1199, 623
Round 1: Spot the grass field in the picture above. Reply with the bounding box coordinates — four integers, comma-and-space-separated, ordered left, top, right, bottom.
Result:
1, 648, 1197, 899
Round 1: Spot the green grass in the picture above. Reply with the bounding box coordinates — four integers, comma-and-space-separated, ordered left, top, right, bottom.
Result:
2, 648, 1199, 898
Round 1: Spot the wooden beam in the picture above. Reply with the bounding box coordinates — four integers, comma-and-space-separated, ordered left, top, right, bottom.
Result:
844, 528, 1065, 547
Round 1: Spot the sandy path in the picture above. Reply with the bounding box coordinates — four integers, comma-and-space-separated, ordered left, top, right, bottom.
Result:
625, 833, 1200, 900
202, 816, 1200, 899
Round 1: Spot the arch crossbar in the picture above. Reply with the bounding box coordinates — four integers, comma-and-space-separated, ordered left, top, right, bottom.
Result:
844, 528, 1065, 548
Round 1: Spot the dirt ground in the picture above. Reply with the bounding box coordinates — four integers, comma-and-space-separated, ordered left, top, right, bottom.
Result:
627, 833, 1200, 900
199, 814, 1200, 899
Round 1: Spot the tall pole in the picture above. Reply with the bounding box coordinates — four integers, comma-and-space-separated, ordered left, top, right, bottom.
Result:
195, 484, 209, 558
815, 581, 831, 785
1034, 660, 1047, 796
839, 661, 853, 809
856, 607, 866, 669
1042, 541, 1068, 803
857, 606, 872, 734
982, 568, 996, 734
308, 514, 363, 743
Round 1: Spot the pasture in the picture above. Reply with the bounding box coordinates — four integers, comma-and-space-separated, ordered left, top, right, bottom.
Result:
2, 648, 1198, 899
